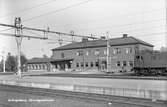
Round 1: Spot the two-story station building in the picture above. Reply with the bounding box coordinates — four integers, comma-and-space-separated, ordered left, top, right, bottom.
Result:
27, 34, 153, 73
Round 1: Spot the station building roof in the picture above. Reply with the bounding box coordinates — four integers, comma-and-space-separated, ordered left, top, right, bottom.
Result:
52, 36, 154, 51
27, 57, 73, 64
27, 57, 52, 64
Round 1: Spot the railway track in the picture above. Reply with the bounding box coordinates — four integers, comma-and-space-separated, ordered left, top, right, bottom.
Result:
0, 84, 166, 107
29, 73, 167, 80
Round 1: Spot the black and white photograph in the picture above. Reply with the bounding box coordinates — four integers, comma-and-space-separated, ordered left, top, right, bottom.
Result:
0, 0, 167, 107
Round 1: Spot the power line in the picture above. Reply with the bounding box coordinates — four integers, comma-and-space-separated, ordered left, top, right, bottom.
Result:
0, 28, 14, 32
24, 29, 74, 43
51, 8, 165, 28
76, 18, 165, 31
0, 33, 47, 40
22, 26, 98, 39
0, 0, 57, 20
23, 0, 93, 22
112, 24, 165, 34
114, 32, 166, 38
0, 22, 99, 40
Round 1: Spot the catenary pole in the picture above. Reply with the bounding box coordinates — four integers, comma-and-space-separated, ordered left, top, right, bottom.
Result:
15, 17, 22, 78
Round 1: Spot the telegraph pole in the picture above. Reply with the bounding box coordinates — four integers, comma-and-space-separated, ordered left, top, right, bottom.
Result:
15, 17, 22, 78
106, 32, 110, 73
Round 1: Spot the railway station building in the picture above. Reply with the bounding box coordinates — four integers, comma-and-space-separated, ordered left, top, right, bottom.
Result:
27, 34, 154, 73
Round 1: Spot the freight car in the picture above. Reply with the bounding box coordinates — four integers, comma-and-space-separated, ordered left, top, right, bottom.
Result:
133, 50, 167, 76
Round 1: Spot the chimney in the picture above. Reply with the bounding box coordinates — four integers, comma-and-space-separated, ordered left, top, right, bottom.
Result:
82, 37, 88, 42
123, 34, 128, 38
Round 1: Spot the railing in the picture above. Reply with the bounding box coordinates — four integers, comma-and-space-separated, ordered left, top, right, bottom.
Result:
0, 80, 166, 101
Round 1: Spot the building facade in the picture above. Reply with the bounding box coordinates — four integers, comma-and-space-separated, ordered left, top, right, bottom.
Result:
50, 35, 153, 73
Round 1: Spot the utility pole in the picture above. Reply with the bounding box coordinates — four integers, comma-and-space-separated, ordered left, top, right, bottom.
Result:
70, 30, 75, 42
106, 32, 110, 73
15, 17, 22, 78
58, 34, 63, 46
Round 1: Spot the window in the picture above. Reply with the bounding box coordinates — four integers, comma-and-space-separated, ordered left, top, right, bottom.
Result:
43, 64, 46, 69
76, 51, 83, 56
117, 61, 120, 66
136, 56, 140, 59
68, 63, 71, 69
39, 65, 41, 69
90, 62, 94, 67
113, 48, 121, 54
35, 65, 38, 69
126, 47, 132, 54
76, 52, 79, 56
55, 64, 58, 69
104, 50, 107, 55
123, 61, 126, 66
61, 52, 65, 58
32, 65, 34, 69
141, 56, 143, 60
86, 51, 89, 56
94, 49, 100, 56
76, 63, 79, 67
95, 62, 99, 67
81, 62, 84, 67
129, 61, 133, 67
85, 62, 88, 67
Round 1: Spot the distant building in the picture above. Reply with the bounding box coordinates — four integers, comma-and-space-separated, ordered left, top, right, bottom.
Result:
50, 34, 153, 73
27, 57, 52, 72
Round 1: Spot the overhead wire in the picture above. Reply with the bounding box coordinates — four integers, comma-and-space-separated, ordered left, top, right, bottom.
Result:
111, 24, 165, 34
23, 28, 74, 44
0, 28, 14, 32
0, 0, 165, 45
23, 0, 93, 22
75, 18, 165, 31
51, 8, 165, 28
0, 0, 57, 20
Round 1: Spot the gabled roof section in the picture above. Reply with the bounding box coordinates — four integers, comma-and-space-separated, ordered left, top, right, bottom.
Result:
52, 36, 153, 51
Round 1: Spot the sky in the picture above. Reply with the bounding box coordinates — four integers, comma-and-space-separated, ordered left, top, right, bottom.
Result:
0, 0, 166, 59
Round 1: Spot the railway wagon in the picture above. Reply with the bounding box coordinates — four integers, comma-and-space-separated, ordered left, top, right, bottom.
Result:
133, 50, 167, 76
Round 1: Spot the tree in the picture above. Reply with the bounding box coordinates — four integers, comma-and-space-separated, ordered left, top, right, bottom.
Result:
43, 54, 48, 58
5, 52, 17, 72
4, 52, 28, 72
20, 53, 28, 72
0, 60, 3, 72
21, 53, 27, 66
